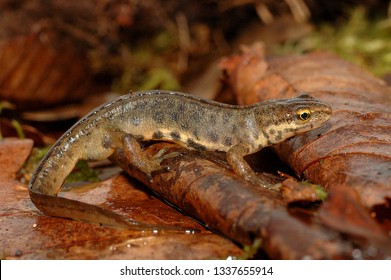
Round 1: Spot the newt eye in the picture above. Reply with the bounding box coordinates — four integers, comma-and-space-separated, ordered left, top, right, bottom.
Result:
297, 108, 311, 122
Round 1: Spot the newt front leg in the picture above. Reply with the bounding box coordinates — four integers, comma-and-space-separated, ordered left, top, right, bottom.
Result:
227, 143, 280, 190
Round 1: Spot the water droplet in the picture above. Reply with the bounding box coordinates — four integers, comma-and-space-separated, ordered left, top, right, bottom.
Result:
366, 246, 378, 257
352, 249, 363, 259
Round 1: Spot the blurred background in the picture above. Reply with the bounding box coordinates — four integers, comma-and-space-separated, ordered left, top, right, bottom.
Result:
1, 0, 390, 143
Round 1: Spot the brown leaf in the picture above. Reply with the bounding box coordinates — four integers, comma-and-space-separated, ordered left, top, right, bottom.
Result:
0, 138, 34, 180
111, 142, 387, 259
220, 44, 391, 209
280, 177, 324, 204
1, 172, 241, 259
319, 184, 387, 242
0, 32, 91, 109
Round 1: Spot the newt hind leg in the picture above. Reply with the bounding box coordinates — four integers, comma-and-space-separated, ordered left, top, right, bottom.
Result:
122, 134, 181, 180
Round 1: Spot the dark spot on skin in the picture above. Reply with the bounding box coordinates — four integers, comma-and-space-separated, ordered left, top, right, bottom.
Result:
132, 116, 141, 126
208, 132, 219, 143
134, 101, 146, 110
180, 121, 190, 130
209, 114, 217, 125
177, 103, 186, 112
192, 129, 199, 139
134, 135, 145, 141
232, 125, 238, 133
152, 111, 164, 124
170, 112, 179, 122
223, 112, 231, 123
287, 127, 298, 133
223, 137, 233, 147
269, 129, 276, 135
102, 135, 111, 149
106, 111, 115, 121
275, 135, 282, 141
166, 99, 175, 108
261, 130, 270, 140
191, 111, 201, 122
153, 131, 163, 139
170, 131, 181, 140
267, 139, 272, 145
187, 139, 206, 151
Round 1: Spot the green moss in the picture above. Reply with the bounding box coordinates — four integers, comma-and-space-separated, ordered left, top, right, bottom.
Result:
22, 146, 51, 177
239, 238, 263, 260
112, 30, 181, 92
302, 180, 328, 201
65, 160, 99, 183
277, 7, 391, 76
138, 67, 181, 90
23, 146, 99, 184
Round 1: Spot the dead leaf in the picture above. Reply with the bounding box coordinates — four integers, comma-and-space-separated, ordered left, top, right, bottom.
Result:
1, 174, 242, 259
0, 138, 34, 180
280, 177, 326, 204
111, 142, 391, 259
319, 184, 387, 242
0, 138, 242, 259
0, 32, 91, 109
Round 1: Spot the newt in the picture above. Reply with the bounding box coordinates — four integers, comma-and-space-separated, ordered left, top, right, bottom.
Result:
28, 90, 332, 230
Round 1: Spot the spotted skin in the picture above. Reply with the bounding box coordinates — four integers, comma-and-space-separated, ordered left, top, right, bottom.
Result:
29, 90, 332, 227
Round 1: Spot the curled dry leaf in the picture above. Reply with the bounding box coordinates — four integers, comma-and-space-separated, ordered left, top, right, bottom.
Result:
319, 183, 387, 243
111, 143, 391, 259
0, 32, 91, 109
220, 43, 391, 210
